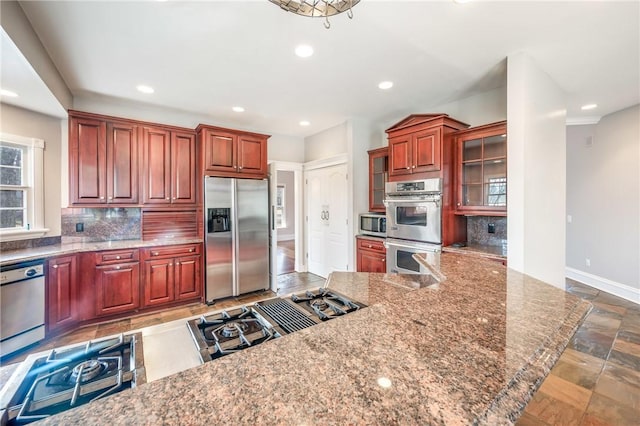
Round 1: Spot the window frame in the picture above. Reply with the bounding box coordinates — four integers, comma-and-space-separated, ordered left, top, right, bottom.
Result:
0, 132, 48, 240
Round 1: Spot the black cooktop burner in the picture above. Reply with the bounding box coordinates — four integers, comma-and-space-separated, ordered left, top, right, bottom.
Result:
291, 288, 363, 321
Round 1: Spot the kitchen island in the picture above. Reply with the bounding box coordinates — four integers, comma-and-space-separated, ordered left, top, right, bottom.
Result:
28, 252, 589, 425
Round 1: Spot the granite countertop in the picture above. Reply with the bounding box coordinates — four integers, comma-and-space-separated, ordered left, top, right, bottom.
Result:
28, 252, 590, 425
0, 238, 203, 266
444, 242, 507, 260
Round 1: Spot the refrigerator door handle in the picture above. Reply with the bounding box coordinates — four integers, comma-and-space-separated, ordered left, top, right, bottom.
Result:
271, 205, 275, 231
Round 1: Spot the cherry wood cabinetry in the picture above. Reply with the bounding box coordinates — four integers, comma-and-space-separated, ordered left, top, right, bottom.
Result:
368, 147, 388, 213
142, 243, 201, 308
198, 125, 269, 178
69, 115, 140, 205
356, 237, 386, 272
94, 249, 140, 317
454, 121, 507, 216
141, 127, 197, 206
46, 255, 79, 335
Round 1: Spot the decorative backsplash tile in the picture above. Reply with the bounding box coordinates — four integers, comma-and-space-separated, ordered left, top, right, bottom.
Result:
467, 216, 507, 247
0, 236, 62, 252
61, 208, 141, 243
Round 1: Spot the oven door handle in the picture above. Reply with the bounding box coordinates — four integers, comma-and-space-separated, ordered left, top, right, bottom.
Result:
383, 240, 441, 253
383, 198, 440, 207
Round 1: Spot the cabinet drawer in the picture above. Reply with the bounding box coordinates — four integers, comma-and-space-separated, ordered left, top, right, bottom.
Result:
95, 249, 139, 265
357, 238, 385, 253
144, 244, 201, 259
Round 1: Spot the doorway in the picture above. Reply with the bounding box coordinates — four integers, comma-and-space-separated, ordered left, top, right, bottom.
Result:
276, 170, 295, 275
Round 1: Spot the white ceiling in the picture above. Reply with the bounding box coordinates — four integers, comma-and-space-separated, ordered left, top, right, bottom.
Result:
3, 1, 640, 137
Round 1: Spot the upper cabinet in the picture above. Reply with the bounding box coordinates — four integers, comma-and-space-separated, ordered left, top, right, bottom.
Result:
198, 125, 269, 178
454, 121, 507, 216
368, 147, 388, 213
69, 114, 139, 205
386, 114, 468, 181
141, 126, 196, 205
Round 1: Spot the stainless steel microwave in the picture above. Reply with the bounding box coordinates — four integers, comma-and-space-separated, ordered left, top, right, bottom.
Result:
359, 214, 386, 237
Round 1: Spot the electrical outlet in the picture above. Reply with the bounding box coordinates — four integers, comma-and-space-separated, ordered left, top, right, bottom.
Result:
75, 222, 84, 232
585, 258, 591, 267
567, 215, 572, 223
488, 223, 496, 234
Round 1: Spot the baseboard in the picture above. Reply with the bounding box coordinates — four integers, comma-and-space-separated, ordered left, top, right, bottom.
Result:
277, 234, 294, 242
565, 267, 640, 305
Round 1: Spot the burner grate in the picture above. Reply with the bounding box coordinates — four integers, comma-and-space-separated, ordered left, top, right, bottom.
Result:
258, 300, 317, 333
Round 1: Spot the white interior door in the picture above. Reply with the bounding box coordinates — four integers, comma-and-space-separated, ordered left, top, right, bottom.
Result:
305, 163, 348, 278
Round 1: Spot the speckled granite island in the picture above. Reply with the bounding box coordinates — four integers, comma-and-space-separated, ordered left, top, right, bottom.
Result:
31, 252, 590, 425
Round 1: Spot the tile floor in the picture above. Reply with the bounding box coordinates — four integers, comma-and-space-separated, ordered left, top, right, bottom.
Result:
517, 279, 640, 425
2, 275, 638, 425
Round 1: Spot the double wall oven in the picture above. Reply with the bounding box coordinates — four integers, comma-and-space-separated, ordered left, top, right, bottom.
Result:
384, 178, 442, 274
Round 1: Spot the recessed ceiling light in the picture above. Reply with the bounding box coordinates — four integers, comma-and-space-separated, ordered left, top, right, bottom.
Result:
295, 45, 314, 58
232, 106, 245, 113
0, 89, 18, 98
453, 0, 473, 3
136, 85, 155, 94
299, 120, 310, 126
378, 81, 394, 90
581, 103, 598, 110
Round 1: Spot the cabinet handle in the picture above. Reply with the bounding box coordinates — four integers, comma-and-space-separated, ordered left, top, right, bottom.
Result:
52, 264, 58, 269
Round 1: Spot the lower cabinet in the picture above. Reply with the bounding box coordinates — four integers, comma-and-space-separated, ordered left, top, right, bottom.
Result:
47, 255, 79, 335
142, 244, 201, 307
356, 237, 387, 273
95, 262, 140, 317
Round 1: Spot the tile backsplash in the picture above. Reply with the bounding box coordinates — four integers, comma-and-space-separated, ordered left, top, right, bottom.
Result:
0, 236, 62, 252
467, 216, 507, 247
61, 208, 141, 243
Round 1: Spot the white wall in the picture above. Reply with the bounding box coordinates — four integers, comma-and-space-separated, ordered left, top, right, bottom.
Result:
268, 134, 305, 163
507, 52, 567, 288
304, 122, 348, 162
566, 105, 640, 301
0, 103, 63, 236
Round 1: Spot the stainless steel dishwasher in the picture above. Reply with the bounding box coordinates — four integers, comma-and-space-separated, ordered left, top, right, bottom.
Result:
0, 259, 45, 358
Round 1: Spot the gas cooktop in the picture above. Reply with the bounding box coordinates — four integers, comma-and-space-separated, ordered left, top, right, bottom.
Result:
187, 288, 366, 363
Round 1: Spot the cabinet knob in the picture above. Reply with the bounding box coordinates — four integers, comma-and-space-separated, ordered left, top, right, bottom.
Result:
152, 252, 159, 256
116, 255, 121, 260
100, 196, 105, 200
406, 167, 410, 170
172, 197, 176, 200
108, 196, 113, 200
412, 165, 416, 169
457, 202, 461, 206
52, 264, 58, 269
382, 258, 386, 262
166, 197, 170, 200
239, 166, 243, 170
189, 248, 194, 253
368, 244, 372, 248
115, 266, 121, 270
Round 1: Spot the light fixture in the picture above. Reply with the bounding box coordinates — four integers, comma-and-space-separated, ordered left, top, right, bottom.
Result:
269, 0, 361, 29
0, 88, 18, 98
295, 44, 314, 58
136, 85, 154, 94
581, 103, 598, 110
378, 81, 393, 90
299, 120, 310, 126
232, 106, 245, 112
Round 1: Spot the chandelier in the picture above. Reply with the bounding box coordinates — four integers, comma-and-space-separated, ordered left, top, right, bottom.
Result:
268, 0, 361, 29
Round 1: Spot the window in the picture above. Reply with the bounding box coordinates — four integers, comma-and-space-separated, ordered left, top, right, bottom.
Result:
0, 133, 47, 240
275, 185, 286, 228
487, 177, 507, 206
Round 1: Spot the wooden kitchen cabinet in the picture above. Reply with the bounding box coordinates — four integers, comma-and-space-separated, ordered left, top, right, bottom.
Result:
198, 125, 269, 178
368, 147, 388, 213
454, 121, 507, 216
142, 243, 202, 307
46, 255, 79, 335
356, 237, 386, 272
141, 126, 197, 205
386, 114, 468, 181
69, 113, 139, 205
94, 249, 141, 317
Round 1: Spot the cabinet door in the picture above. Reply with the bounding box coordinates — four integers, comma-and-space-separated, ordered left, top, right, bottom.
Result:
107, 121, 139, 204
368, 148, 388, 212
143, 258, 175, 307
237, 135, 267, 176
174, 255, 201, 300
95, 263, 140, 316
142, 127, 172, 204
413, 127, 441, 173
203, 129, 237, 173
47, 255, 78, 333
357, 250, 387, 273
389, 134, 413, 177
171, 132, 197, 204
69, 116, 107, 204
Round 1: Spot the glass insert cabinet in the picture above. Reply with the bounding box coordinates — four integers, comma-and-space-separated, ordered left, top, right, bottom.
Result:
455, 121, 507, 216
368, 147, 388, 213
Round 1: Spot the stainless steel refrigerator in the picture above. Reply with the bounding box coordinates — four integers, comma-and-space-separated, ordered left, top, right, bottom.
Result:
204, 177, 270, 302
